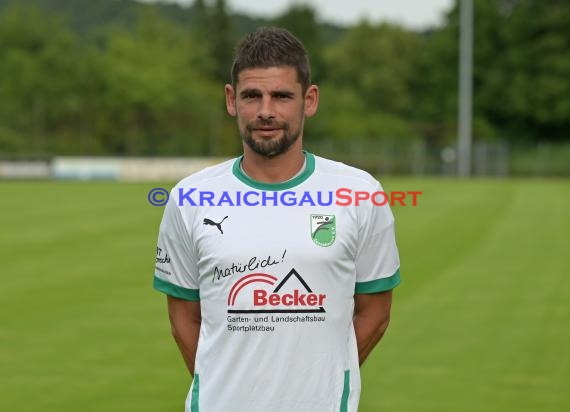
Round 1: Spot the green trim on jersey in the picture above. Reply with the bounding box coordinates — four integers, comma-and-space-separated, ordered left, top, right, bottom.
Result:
191, 374, 200, 412
355, 268, 401, 294
340, 370, 350, 412
232, 152, 316, 190
153, 276, 200, 301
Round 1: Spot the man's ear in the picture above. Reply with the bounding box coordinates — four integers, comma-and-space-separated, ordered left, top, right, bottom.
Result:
304, 85, 319, 118
225, 84, 237, 116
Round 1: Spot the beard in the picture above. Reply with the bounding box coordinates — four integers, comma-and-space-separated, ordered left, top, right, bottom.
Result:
241, 119, 301, 158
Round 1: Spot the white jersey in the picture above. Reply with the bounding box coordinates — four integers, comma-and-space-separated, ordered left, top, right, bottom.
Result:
154, 152, 401, 412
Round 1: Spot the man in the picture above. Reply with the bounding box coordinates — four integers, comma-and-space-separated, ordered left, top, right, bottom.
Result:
154, 26, 400, 412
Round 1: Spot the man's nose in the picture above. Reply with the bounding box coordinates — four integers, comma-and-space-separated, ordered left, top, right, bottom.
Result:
257, 96, 275, 119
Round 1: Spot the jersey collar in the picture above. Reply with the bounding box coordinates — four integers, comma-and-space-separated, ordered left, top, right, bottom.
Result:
232, 151, 315, 191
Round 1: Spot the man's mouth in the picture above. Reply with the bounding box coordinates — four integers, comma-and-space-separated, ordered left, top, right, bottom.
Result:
254, 127, 279, 131
253, 128, 281, 138
249, 121, 285, 130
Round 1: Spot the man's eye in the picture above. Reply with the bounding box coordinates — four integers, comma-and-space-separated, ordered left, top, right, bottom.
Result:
275, 94, 291, 99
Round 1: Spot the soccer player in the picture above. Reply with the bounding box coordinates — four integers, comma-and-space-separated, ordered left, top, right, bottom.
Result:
154, 26, 401, 412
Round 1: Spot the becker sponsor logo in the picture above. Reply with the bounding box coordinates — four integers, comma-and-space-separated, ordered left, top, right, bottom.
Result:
227, 268, 326, 314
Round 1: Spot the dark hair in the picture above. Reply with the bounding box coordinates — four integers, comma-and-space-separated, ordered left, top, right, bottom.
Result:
230, 26, 311, 93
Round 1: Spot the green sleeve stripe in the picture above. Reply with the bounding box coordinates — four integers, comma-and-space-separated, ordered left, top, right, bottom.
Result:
340, 370, 350, 412
153, 276, 200, 301
355, 268, 401, 294
190, 374, 200, 412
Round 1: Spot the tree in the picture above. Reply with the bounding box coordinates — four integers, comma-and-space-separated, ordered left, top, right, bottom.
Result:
478, 0, 570, 141
415, 0, 570, 143
0, 4, 85, 155
324, 22, 422, 117
273, 5, 325, 83
97, 6, 228, 156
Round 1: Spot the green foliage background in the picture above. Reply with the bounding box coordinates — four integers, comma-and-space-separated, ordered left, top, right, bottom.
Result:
0, 0, 568, 158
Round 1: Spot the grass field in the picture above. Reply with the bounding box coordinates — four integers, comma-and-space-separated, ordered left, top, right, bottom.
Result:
1, 178, 568, 411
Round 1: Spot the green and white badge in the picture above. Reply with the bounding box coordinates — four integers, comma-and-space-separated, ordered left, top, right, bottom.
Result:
310, 214, 336, 247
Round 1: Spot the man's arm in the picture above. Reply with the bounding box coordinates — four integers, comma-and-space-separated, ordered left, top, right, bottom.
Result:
353, 290, 393, 365
167, 296, 201, 376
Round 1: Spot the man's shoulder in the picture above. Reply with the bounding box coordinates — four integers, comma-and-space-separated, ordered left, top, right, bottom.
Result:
312, 153, 380, 189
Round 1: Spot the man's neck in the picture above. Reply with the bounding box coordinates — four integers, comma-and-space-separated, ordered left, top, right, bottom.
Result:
241, 146, 306, 184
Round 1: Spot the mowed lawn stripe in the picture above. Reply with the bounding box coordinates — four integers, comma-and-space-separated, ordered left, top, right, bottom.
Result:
385, 178, 517, 300
360, 179, 569, 412
1, 182, 189, 411
1, 182, 165, 315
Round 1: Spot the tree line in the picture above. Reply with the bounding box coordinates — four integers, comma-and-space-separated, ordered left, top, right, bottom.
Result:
0, 0, 567, 158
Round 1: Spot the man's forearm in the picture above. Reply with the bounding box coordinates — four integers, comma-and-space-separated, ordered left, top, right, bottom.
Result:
353, 291, 393, 365
353, 314, 390, 365
171, 320, 201, 375
167, 297, 201, 376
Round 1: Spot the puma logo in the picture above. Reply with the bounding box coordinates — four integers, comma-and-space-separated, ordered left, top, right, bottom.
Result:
203, 216, 228, 234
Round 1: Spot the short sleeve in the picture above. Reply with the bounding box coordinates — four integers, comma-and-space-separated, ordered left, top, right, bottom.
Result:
354, 181, 401, 294
153, 190, 200, 301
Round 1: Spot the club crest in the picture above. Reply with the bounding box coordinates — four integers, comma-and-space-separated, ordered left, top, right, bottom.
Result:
310, 214, 336, 247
